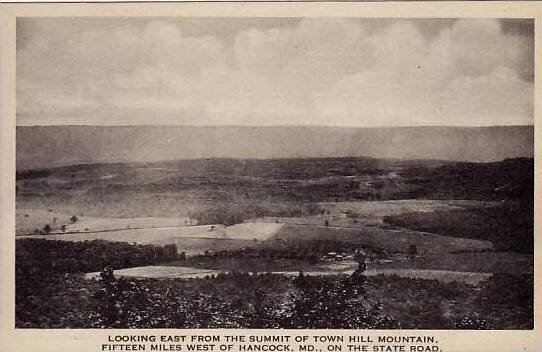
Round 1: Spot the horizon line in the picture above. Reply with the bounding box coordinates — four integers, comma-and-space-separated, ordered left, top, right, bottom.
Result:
17, 155, 534, 173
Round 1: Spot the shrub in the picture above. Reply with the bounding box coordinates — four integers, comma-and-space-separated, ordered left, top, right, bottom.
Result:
454, 313, 490, 329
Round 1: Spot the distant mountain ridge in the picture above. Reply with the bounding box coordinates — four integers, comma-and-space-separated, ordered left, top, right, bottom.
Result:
16, 125, 533, 170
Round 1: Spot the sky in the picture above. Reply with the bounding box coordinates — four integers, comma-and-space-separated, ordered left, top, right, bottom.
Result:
16, 17, 534, 127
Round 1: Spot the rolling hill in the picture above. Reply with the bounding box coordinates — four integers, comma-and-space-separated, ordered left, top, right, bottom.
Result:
16, 125, 533, 170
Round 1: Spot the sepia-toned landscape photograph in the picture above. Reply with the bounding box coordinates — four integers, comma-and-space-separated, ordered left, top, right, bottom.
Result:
15, 17, 534, 329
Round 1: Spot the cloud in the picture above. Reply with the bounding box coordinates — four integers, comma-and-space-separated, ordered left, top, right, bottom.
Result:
16, 18, 533, 126
437, 66, 533, 126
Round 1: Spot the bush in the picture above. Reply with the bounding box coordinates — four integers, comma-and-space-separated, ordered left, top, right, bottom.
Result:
454, 313, 490, 329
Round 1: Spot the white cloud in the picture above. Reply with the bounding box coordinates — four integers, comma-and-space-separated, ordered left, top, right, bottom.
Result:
17, 18, 533, 126
437, 66, 533, 125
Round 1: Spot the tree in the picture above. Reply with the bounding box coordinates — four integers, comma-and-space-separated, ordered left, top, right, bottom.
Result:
163, 244, 178, 261
244, 288, 271, 328
354, 249, 367, 273
43, 224, 52, 235
60, 225, 67, 232
94, 267, 121, 327
286, 269, 394, 329
324, 219, 329, 226
293, 271, 308, 290
408, 244, 418, 258
70, 215, 78, 224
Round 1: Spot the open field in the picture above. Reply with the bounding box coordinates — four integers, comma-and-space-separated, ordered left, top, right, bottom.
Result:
383, 201, 533, 253
17, 199, 499, 256
17, 217, 493, 255
16, 208, 71, 235
318, 199, 500, 223
268, 224, 493, 253
17, 222, 285, 255
85, 266, 221, 280
16, 208, 195, 235
150, 237, 258, 256
84, 264, 492, 285
177, 252, 532, 275
59, 215, 195, 233
17, 199, 497, 257
18, 225, 219, 243
373, 252, 533, 274
15, 157, 534, 329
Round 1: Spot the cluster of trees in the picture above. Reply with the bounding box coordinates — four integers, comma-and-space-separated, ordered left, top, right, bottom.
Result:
202, 245, 327, 261
284, 265, 396, 329
365, 273, 533, 330
472, 273, 533, 329
181, 241, 373, 272
181, 157, 534, 205
91, 269, 288, 328
16, 239, 179, 328
190, 202, 321, 226
184, 158, 533, 203
383, 202, 533, 253
16, 239, 178, 274
31, 215, 79, 235
401, 158, 533, 202
86, 263, 397, 329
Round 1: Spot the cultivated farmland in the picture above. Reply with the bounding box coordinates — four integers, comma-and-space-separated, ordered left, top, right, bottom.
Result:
15, 156, 534, 329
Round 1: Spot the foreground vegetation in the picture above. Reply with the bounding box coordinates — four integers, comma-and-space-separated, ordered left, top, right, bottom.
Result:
16, 240, 532, 329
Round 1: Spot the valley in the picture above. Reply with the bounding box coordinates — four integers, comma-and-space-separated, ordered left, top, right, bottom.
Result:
15, 155, 534, 329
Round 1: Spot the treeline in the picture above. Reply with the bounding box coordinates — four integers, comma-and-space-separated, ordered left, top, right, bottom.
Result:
16, 239, 179, 328
190, 201, 321, 226
181, 157, 534, 204
18, 157, 533, 215
177, 242, 387, 272
383, 202, 533, 253
188, 240, 375, 261
16, 239, 178, 274
180, 247, 323, 272
401, 157, 533, 202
